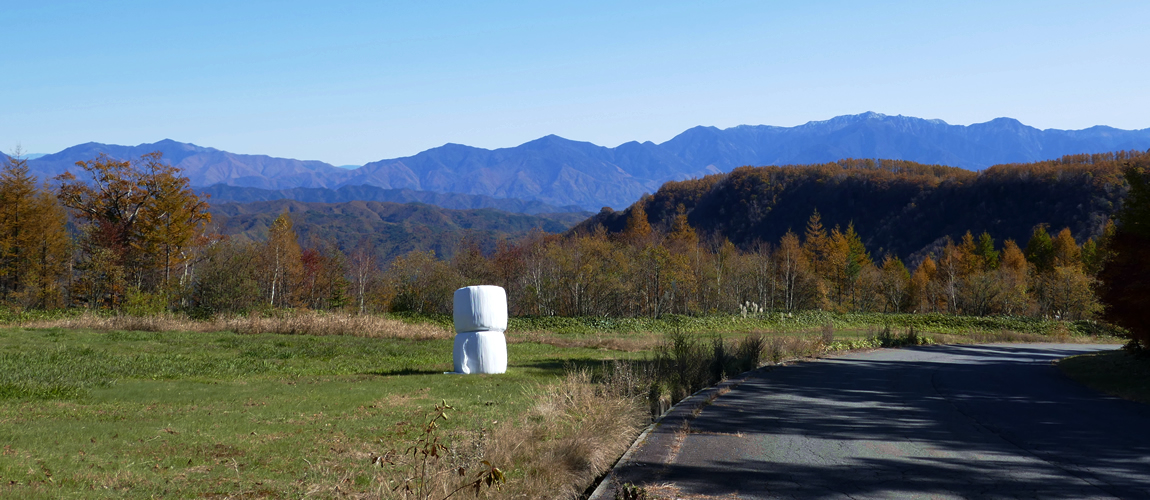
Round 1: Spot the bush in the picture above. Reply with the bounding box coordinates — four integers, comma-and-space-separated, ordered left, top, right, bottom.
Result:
660, 332, 711, 402
820, 322, 835, 345
872, 325, 931, 348
734, 333, 765, 371
122, 288, 168, 317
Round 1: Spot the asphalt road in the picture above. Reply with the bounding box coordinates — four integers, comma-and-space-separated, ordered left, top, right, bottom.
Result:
613, 344, 1150, 499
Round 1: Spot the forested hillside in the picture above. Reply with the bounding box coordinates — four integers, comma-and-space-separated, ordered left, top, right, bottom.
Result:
577, 151, 1138, 263
201, 183, 584, 214
209, 200, 587, 263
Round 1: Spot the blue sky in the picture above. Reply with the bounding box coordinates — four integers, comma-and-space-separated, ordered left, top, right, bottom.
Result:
4, 1, 1148, 165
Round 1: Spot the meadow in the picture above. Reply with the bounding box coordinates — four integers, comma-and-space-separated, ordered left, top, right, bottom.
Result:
0, 311, 1124, 498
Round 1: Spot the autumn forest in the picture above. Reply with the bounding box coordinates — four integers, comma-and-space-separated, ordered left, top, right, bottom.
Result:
1, 150, 1148, 347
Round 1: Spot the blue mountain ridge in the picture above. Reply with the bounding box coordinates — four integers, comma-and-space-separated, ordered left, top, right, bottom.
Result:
24, 112, 1150, 211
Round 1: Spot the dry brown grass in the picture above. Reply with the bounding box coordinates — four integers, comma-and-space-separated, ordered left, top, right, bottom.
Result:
21, 311, 451, 340
368, 371, 647, 500
928, 329, 1106, 345
481, 370, 648, 499
641, 483, 741, 499
23, 311, 656, 351
761, 332, 821, 363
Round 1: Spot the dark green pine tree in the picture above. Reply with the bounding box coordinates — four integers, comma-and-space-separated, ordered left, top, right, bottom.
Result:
1024, 225, 1055, 273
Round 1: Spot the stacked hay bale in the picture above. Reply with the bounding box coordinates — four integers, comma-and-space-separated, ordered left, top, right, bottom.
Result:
451, 285, 508, 374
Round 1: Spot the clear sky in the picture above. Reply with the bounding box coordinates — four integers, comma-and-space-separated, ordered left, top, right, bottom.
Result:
4, 0, 1149, 165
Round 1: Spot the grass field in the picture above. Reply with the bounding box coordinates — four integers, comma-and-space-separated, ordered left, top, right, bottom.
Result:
0, 326, 645, 498
1058, 349, 1150, 404
0, 311, 1126, 498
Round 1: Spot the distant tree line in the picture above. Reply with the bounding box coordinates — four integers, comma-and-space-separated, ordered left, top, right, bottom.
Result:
1, 151, 1147, 345
390, 207, 1108, 322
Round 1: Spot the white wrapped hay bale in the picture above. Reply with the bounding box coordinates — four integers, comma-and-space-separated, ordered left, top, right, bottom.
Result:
452, 331, 507, 374
451, 285, 509, 374
453, 285, 508, 333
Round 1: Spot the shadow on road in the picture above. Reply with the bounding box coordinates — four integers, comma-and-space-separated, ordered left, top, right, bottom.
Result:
618, 344, 1150, 499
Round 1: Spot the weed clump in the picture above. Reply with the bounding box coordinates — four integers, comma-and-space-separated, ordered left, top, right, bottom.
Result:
871, 325, 933, 348
597, 332, 770, 419
374, 400, 504, 499
820, 322, 835, 346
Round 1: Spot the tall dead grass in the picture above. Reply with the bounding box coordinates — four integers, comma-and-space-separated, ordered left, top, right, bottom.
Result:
376, 370, 647, 500
929, 329, 1081, 344
21, 311, 450, 340
483, 370, 647, 499
764, 332, 821, 363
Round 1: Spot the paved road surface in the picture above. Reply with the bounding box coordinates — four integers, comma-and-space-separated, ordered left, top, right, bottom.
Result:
612, 344, 1150, 499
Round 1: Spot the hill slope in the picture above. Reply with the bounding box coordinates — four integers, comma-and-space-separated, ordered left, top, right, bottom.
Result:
200, 184, 585, 215
208, 200, 585, 262
575, 151, 1142, 262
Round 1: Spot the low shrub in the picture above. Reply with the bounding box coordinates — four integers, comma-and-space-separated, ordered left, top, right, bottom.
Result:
820, 322, 835, 346
872, 325, 932, 348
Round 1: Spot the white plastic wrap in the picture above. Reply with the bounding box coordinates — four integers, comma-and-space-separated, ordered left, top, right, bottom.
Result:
452, 331, 508, 374
453, 285, 508, 333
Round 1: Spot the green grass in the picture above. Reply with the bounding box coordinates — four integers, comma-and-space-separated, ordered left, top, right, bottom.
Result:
0, 327, 640, 498
1058, 349, 1150, 404
394, 310, 1122, 337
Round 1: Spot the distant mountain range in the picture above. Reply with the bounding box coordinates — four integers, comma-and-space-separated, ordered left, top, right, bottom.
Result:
24, 112, 1150, 210
26, 139, 346, 190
